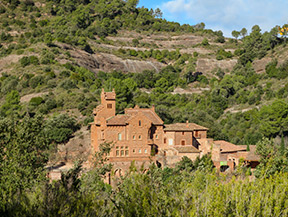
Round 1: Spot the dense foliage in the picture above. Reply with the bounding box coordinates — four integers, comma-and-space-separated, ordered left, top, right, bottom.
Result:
1, 140, 288, 216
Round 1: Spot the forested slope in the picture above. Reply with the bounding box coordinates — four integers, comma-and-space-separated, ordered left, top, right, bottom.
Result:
1, 1, 288, 215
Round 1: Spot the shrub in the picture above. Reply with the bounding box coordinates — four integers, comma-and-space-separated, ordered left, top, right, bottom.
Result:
29, 75, 44, 89
44, 114, 80, 144
201, 38, 209, 46
59, 79, 77, 89
19, 56, 39, 67
29, 97, 44, 107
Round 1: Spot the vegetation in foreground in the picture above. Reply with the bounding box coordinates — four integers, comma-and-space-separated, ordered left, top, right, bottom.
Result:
1, 126, 288, 216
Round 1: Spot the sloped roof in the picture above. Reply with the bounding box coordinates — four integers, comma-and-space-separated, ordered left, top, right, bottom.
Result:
125, 108, 163, 125
164, 123, 208, 131
214, 140, 247, 153
174, 146, 200, 153
243, 145, 260, 161
106, 115, 131, 125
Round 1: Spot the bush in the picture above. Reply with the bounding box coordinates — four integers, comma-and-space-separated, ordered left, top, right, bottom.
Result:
59, 79, 77, 89
19, 56, 39, 67
29, 75, 44, 89
29, 97, 44, 107
44, 114, 80, 144
201, 38, 209, 46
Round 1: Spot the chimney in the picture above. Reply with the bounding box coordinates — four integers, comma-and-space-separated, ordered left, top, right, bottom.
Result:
186, 120, 189, 128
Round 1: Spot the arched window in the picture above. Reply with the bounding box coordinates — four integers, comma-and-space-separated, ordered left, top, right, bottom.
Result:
139, 120, 141, 126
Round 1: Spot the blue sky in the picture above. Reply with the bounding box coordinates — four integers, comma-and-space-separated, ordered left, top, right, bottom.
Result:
138, 0, 288, 37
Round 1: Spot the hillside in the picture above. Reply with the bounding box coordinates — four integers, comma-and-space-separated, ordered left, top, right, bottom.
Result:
0, 0, 288, 163
2, 1, 288, 215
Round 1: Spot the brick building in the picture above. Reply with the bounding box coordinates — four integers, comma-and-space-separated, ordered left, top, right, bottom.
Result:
90, 89, 259, 174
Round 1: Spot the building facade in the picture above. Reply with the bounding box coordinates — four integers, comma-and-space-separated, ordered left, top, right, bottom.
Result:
90, 89, 259, 173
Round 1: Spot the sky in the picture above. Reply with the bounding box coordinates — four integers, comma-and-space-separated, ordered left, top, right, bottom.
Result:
138, 0, 288, 37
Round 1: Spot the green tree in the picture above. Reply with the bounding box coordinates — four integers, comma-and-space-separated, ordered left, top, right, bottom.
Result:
0, 115, 49, 214
232, 30, 240, 39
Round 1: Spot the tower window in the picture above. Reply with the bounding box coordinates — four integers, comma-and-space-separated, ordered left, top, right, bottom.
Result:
139, 120, 141, 126
107, 104, 112, 109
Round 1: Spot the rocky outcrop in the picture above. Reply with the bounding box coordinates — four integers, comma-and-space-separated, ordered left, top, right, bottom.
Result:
57, 43, 165, 74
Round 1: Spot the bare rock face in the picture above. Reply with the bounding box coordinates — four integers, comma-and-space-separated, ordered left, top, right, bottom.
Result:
92, 53, 165, 73
57, 43, 165, 74
196, 58, 238, 74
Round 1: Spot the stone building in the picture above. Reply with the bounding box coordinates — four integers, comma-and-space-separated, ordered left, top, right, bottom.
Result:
90, 89, 259, 174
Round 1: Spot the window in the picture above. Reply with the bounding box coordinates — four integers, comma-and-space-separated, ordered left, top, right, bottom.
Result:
133, 149, 135, 153
133, 135, 136, 140
139, 149, 142, 153
125, 150, 129, 156
107, 104, 112, 109
139, 120, 141, 126
164, 138, 167, 144
144, 149, 147, 153
182, 132, 184, 135
116, 150, 119, 156
181, 140, 185, 146
118, 133, 122, 141
195, 131, 199, 137
121, 150, 124, 156
155, 134, 158, 139
168, 139, 173, 145
139, 135, 142, 140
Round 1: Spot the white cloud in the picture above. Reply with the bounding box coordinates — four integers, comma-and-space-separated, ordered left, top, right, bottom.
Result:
161, 0, 288, 36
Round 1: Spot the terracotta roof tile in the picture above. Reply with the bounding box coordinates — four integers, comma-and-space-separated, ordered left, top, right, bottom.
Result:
164, 123, 208, 131
106, 115, 131, 125
174, 146, 200, 153
214, 140, 247, 153
125, 108, 163, 125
